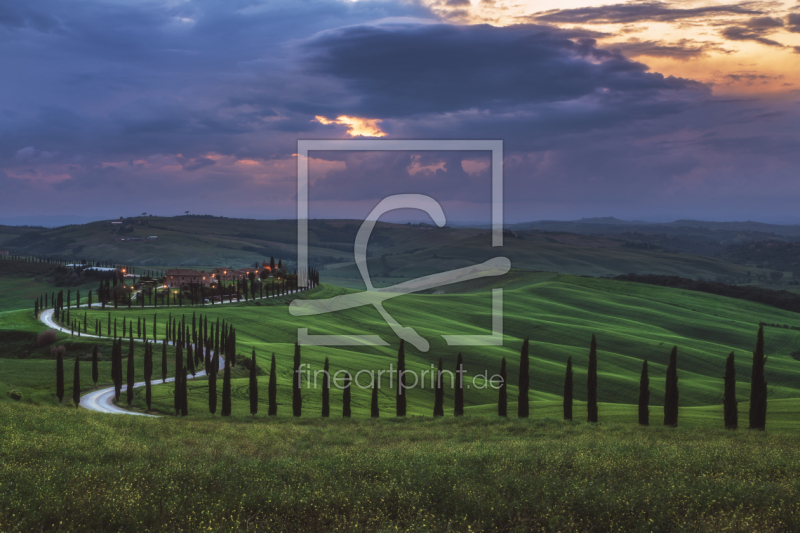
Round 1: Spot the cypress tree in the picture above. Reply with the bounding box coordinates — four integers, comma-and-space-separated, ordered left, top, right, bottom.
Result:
113, 340, 122, 402
209, 348, 218, 415
187, 344, 195, 377
268, 353, 277, 416
173, 361, 182, 415
110, 340, 118, 397
396, 340, 406, 417
434, 357, 444, 417
518, 338, 530, 418
161, 341, 167, 383
137, 317, 141, 339
250, 349, 258, 416
498, 357, 507, 417
749, 326, 767, 430
34, 299, 39, 318
73, 355, 80, 407
292, 343, 302, 417
91, 345, 98, 386
724, 351, 738, 430
587, 334, 598, 423
343, 371, 352, 418
454, 352, 464, 417
321, 357, 330, 417
664, 346, 679, 427
126, 334, 134, 406
371, 381, 379, 418
230, 328, 237, 367
153, 313, 157, 342
145, 342, 152, 411
638, 360, 649, 426
563, 356, 573, 421
221, 355, 231, 416
180, 367, 188, 417
174, 345, 183, 414
56, 348, 64, 404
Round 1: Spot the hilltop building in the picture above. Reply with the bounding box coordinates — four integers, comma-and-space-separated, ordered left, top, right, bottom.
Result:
164, 260, 276, 288
165, 269, 212, 287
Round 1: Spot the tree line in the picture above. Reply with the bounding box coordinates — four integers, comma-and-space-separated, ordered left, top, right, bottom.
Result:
56, 324, 770, 430
34, 268, 319, 318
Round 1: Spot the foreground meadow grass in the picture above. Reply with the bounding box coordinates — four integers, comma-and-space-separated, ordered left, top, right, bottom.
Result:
2, 403, 799, 532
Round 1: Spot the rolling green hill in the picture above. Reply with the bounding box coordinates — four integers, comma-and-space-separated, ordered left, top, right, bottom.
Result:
0, 216, 776, 286
325, 232, 772, 288
57, 272, 800, 425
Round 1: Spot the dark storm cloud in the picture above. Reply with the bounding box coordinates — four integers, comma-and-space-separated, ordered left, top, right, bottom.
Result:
534, 1, 764, 24
300, 23, 703, 118
0, 0, 798, 223
0, 0, 433, 164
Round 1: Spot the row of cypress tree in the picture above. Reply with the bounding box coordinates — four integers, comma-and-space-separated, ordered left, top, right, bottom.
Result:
56, 321, 770, 430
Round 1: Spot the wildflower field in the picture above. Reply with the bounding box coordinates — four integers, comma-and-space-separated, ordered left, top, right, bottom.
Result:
1, 402, 799, 532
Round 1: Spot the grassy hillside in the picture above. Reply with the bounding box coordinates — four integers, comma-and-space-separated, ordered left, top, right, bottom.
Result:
1, 216, 775, 286
0, 216, 448, 269
324, 232, 771, 289
2, 403, 799, 532
63, 273, 800, 424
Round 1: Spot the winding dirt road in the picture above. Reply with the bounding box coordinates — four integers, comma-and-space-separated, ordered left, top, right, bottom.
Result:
38, 287, 298, 416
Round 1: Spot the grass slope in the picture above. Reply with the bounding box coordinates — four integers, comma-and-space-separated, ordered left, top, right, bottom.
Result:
2, 403, 799, 532
68, 273, 800, 426
2, 216, 771, 283
326, 232, 771, 288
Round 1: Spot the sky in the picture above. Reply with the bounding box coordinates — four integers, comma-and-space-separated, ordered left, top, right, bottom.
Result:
1, 0, 800, 226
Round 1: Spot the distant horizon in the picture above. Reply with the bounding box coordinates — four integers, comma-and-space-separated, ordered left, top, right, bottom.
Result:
4, 213, 800, 230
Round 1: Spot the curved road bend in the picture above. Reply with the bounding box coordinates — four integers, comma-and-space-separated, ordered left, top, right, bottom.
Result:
40, 306, 230, 416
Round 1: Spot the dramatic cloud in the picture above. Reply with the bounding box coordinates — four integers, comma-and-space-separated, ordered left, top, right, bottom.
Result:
534, 1, 764, 24
605, 39, 731, 60
300, 23, 703, 118
721, 24, 785, 47
787, 13, 800, 33
0, 0, 798, 223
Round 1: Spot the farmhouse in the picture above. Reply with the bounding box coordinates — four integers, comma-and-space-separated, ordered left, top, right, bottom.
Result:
211, 267, 236, 281
165, 269, 212, 287
164, 260, 277, 287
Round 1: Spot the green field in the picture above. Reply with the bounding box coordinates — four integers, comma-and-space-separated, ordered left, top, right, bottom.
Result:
47, 272, 797, 426
2, 261, 800, 531
2, 403, 799, 532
